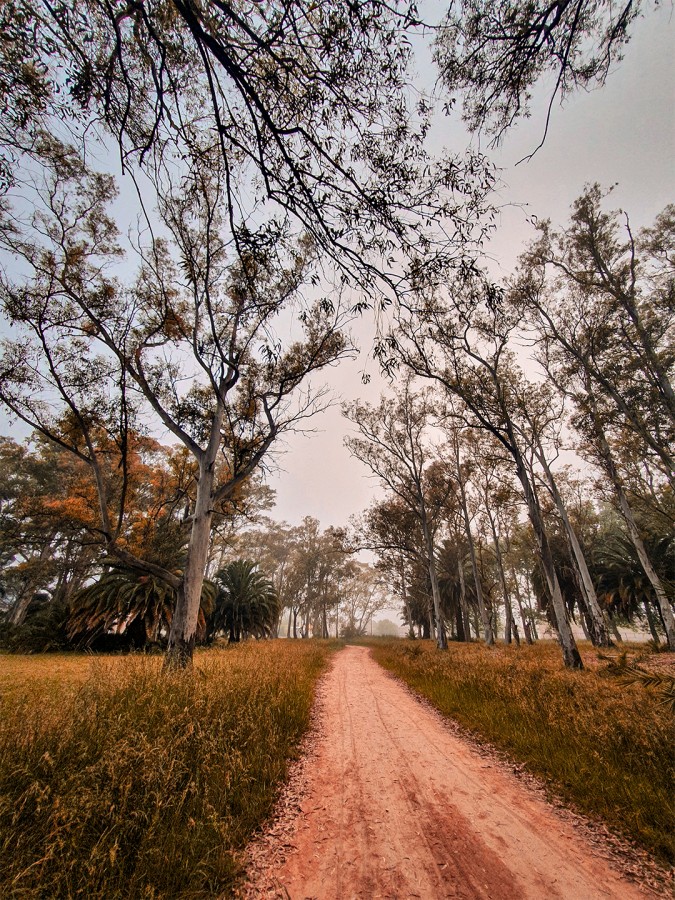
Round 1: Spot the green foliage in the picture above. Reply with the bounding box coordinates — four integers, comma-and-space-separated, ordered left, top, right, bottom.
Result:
592, 528, 674, 617
371, 639, 675, 864
0, 642, 332, 897
212, 560, 280, 643
0, 593, 70, 653
67, 565, 216, 649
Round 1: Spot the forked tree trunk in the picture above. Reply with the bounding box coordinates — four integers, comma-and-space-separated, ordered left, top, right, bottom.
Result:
165, 452, 217, 669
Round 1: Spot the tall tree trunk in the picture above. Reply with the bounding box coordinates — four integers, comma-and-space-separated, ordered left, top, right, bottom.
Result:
400, 558, 416, 639
457, 555, 472, 641
505, 533, 533, 645
643, 600, 660, 642
592, 412, 675, 650
535, 442, 612, 646
422, 516, 447, 649
454, 603, 463, 641
578, 612, 591, 641
8, 587, 34, 627
523, 577, 539, 640
514, 459, 583, 668
609, 615, 623, 643
511, 614, 521, 646
166, 452, 217, 669
486, 509, 514, 645
454, 443, 494, 645
428, 604, 436, 642
322, 598, 328, 639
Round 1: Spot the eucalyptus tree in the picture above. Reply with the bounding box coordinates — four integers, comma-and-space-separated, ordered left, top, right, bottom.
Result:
511, 380, 612, 646
234, 517, 353, 639
513, 187, 675, 487
354, 495, 429, 639
338, 562, 388, 638
571, 377, 675, 648
467, 433, 522, 644
443, 417, 495, 645
394, 283, 583, 667
0, 139, 353, 667
301, 523, 352, 640
513, 189, 675, 648
344, 379, 454, 649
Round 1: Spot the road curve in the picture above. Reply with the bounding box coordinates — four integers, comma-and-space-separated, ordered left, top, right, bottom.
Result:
249, 645, 653, 899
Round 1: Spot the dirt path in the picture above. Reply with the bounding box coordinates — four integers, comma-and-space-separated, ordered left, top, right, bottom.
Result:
245, 645, 659, 899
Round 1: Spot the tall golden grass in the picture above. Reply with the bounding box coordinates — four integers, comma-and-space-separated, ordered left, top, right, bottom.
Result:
370, 639, 675, 864
0, 642, 334, 898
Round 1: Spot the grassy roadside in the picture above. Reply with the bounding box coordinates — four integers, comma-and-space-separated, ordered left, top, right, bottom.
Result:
0, 641, 336, 898
368, 639, 675, 865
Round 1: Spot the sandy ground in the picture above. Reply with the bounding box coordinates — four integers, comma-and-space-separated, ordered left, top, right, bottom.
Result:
242, 645, 665, 900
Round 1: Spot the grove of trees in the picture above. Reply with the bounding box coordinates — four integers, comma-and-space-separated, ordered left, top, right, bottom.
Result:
0, 1, 671, 667
349, 188, 674, 663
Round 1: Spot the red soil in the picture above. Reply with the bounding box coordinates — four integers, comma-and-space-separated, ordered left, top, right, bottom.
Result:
243, 645, 663, 899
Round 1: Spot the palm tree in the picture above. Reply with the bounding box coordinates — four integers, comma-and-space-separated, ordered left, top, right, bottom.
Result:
592, 529, 674, 641
67, 565, 216, 649
211, 560, 280, 643
67, 516, 217, 649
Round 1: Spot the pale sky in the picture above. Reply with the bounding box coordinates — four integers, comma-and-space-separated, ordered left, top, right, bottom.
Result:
266, 4, 675, 533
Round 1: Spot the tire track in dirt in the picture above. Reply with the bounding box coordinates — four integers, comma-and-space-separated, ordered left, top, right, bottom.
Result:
244, 645, 659, 899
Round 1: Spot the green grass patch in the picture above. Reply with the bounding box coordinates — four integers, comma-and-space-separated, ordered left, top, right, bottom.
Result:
0, 641, 335, 898
369, 639, 675, 865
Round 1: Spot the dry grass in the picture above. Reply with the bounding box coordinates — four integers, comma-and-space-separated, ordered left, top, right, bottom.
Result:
369, 639, 675, 865
0, 641, 336, 898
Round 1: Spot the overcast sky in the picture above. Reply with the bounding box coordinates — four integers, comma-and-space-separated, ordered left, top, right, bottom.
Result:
266, 4, 675, 533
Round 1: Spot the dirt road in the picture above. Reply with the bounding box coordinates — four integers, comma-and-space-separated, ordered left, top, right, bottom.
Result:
246, 645, 655, 899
